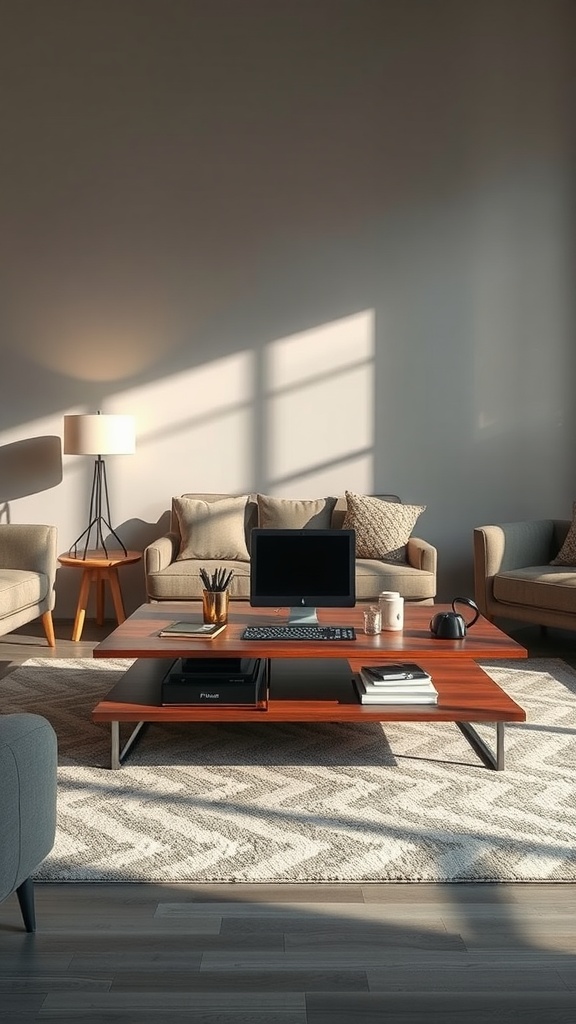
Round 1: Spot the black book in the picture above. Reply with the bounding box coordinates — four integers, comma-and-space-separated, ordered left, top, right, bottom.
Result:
358, 670, 432, 691
362, 662, 430, 683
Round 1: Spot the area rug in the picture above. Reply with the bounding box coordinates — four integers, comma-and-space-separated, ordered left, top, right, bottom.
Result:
2, 657, 576, 883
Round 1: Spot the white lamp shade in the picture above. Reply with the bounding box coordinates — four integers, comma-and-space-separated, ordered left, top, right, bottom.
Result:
63, 414, 135, 456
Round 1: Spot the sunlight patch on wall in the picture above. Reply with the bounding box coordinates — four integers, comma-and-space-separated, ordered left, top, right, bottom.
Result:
112, 351, 254, 510
265, 310, 374, 496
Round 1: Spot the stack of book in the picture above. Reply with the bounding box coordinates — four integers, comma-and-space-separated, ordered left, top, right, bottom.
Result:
355, 662, 438, 704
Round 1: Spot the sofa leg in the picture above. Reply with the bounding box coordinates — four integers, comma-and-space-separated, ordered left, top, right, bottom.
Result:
42, 611, 56, 648
16, 877, 36, 932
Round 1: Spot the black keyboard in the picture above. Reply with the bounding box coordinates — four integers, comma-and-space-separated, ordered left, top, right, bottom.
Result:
242, 625, 356, 642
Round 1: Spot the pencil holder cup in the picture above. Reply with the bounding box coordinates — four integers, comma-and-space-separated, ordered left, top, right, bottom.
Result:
202, 589, 229, 625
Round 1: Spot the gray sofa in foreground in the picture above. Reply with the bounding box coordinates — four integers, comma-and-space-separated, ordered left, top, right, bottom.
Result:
145, 492, 437, 605
474, 518, 576, 630
0, 713, 57, 931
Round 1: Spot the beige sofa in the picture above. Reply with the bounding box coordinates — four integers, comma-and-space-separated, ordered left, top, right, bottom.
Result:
144, 492, 437, 605
0, 524, 57, 646
474, 518, 576, 630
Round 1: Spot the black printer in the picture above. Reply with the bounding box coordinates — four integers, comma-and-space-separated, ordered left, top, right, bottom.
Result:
161, 658, 266, 706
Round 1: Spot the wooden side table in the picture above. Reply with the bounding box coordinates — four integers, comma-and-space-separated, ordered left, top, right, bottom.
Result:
58, 550, 142, 641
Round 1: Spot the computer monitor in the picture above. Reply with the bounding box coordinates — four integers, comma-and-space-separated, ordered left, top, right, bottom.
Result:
249, 528, 356, 624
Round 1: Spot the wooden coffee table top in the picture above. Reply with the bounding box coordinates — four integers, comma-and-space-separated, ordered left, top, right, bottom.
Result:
93, 601, 528, 662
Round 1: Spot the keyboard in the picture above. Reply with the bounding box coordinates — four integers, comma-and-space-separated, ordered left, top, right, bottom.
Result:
241, 625, 356, 642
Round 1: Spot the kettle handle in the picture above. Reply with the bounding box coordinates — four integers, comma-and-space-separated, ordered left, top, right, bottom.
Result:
452, 597, 480, 628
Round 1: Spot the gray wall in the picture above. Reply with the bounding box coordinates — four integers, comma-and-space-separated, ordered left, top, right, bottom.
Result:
1, 0, 574, 618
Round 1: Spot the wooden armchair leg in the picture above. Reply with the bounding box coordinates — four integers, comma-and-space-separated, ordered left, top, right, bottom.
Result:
16, 876, 36, 932
42, 611, 56, 648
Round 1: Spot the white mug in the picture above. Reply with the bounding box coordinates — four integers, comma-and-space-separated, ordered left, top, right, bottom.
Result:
379, 592, 404, 631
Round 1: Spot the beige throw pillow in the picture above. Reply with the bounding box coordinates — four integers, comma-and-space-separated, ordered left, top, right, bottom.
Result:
342, 491, 426, 562
551, 502, 576, 566
174, 495, 251, 562
257, 494, 337, 530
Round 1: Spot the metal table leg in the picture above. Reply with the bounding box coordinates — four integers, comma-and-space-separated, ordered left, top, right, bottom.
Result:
457, 721, 505, 771
110, 720, 148, 770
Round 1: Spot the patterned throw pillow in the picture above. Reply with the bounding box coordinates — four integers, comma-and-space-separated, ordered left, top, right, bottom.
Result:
342, 491, 426, 562
257, 494, 337, 530
551, 502, 576, 566
174, 495, 251, 562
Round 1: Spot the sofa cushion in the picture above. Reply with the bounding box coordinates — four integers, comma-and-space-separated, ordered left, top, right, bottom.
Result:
342, 492, 426, 563
257, 494, 337, 530
551, 502, 576, 566
493, 566, 576, 615
174, 495, 251, 562
0, 570, 49, 618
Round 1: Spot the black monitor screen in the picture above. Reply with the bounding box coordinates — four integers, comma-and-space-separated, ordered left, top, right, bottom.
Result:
250, 529, 356, 611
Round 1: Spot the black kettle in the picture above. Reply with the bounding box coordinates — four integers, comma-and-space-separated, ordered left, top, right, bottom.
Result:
430, 597, 480, 639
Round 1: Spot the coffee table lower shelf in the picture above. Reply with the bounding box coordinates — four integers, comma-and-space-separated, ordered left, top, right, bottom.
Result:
92, 657, 526, 771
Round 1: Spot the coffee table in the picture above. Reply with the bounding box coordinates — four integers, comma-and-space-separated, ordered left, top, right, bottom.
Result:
92, 603, 527, 770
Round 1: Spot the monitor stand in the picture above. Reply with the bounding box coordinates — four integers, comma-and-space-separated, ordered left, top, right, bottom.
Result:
287, 607, 319, 625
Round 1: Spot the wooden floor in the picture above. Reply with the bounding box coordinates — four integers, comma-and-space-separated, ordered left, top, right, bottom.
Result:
1, 619, 576, 1023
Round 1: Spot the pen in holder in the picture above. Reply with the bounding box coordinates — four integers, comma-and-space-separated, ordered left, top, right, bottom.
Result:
200, 567, 233, 625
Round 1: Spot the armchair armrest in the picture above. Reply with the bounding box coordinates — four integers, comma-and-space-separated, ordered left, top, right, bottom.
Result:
144, 533, 180, 575
406, 536, 437, 576
0, 524, 57, 579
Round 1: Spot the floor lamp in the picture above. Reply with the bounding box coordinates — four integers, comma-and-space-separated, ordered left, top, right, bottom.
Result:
63, 413, 135, 559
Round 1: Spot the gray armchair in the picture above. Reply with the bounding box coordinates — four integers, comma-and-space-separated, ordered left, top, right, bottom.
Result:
0, 524, 57, 646
474, 518, 576, 630
0, 714, 57, 931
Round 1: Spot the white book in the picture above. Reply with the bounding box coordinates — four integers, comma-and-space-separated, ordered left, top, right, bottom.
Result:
355, 676, 438, 705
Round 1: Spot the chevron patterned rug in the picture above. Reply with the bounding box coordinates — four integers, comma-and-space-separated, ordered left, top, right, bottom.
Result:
2, 656, 576, 883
